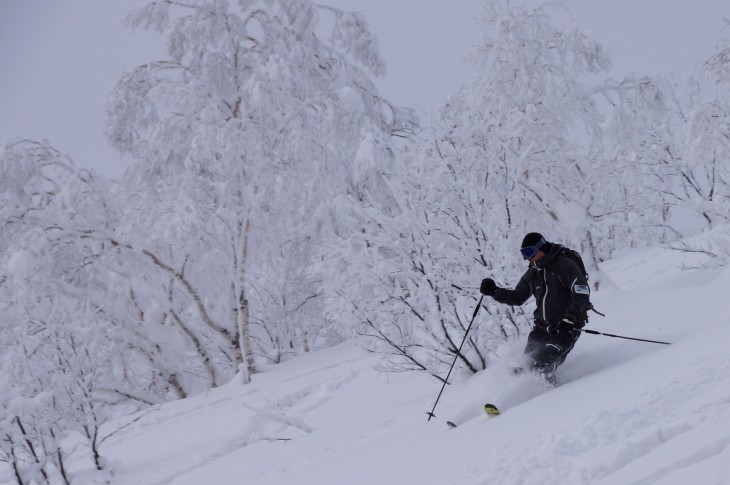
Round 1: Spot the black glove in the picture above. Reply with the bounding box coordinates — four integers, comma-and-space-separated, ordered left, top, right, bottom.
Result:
547, 318, 575, 335
480, 278, 497, 296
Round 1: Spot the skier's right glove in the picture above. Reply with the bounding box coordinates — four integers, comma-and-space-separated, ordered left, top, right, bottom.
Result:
480, 278, 497, 296
547, 318, 575, 335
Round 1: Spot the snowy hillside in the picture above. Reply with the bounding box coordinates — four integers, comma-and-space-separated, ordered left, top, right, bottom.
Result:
46, 240, 729, 485
4, 2, 730, 484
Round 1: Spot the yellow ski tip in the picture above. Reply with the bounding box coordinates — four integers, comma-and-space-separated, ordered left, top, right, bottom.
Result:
483, 403, 501, 416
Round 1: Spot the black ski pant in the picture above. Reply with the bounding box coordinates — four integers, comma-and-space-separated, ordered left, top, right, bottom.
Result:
524, 323, 580, 374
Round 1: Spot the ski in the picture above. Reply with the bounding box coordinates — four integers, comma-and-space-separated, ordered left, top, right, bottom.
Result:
484, 403, 501, 416
446, 403, 501, 428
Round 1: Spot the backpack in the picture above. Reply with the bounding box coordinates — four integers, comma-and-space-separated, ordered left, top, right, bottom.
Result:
558, 246, 589, 283
556, 245, 605, 318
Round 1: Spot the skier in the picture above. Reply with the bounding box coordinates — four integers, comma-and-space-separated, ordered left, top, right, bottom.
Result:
479, 233, 592, 381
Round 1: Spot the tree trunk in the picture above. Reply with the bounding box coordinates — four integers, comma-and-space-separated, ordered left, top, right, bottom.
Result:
237, 216, 256, 383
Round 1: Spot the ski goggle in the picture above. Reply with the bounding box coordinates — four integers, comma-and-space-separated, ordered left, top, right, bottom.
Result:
520, 237, 546, 260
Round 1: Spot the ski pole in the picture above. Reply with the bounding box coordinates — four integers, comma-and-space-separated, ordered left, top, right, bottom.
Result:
576, 327, 671, 345
427, 295, 484, 422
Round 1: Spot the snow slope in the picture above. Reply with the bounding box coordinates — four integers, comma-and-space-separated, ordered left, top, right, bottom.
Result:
56, 243, 730, 484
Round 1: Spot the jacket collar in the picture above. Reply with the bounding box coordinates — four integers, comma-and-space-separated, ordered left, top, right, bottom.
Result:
532, 244, 562, 270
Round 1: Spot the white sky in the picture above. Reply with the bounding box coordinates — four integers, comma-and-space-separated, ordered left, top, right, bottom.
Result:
1, 1, 728, 178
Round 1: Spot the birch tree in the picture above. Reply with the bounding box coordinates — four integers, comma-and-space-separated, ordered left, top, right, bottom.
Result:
106, 0, 415, 383
335, 0, 613, 375
0, 140, 125, 482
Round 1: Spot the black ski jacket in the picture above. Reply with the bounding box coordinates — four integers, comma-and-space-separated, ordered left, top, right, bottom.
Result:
492, 244, 591, 327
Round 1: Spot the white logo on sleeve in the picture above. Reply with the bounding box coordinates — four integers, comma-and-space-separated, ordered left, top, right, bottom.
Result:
573, 284, 590, 295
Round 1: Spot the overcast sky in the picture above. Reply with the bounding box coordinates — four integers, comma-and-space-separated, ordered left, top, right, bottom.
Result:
1, 1, 728, 178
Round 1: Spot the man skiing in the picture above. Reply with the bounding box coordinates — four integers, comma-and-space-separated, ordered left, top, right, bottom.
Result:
480, 233, 592, 380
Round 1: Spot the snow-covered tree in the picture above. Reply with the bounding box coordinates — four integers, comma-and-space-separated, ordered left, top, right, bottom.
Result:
105, 0, 416, 383
586, 76, 681, 256
677, 39, 730, 229
0, 140, 125, 481
592, 28, 730, 256
333, 0, 613, 376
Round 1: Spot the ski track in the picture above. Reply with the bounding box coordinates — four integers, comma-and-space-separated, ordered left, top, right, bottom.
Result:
456, 325, 730, 485
61, 254, 730, 485
104, 347, 371, 485
117, 323, 728, 485
586, 399, 730, 485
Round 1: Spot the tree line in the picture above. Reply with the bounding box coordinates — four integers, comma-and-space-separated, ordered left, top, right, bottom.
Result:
1, 1, 728, 482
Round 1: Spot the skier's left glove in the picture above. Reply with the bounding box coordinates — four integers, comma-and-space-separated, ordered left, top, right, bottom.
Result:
547, 318, 575, 335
